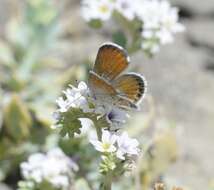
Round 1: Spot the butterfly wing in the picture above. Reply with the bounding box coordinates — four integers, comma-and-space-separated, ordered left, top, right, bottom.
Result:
93, 43, 129, 81
89, 42, 146, 110
88, 71, 117, 98
88, 71, 138, 109
112, 73, 147, 105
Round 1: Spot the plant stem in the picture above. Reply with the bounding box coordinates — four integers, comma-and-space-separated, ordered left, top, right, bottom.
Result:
95, 124, 102, 141
100, 174, 112, 190
92, 115, 109, 141
113, 11, 141, 55
91, 116, 113, 189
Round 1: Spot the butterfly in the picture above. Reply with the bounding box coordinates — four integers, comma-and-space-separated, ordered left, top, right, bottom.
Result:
88, 42, 147, 110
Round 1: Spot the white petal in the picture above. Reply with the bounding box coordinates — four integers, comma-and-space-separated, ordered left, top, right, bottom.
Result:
90, 140, 106, 152
116, 150, 125, 160
106, 145, 117, 153
102, 130, 111, 143
78, 81, 87, 90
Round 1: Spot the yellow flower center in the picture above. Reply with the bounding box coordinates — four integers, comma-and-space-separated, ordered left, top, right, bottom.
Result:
102, 143, 110, 150
99, 5, 109, 13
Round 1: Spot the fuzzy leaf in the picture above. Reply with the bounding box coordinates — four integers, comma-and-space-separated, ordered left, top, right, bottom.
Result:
56, 107, 110, 138
0, 40, 15, 66
3, 94, 32, 141
88, 19, 103, 29
57, 108, 87, 138
0, 110, 2, 132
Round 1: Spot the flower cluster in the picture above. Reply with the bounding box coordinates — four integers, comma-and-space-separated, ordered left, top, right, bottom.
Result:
138, 0, 185, 54
52, 81, 140, 177
55, 82, 90, 113
81, 0, 114, 22
90, 130, 139, 175
81, 0, 136, 21
81, 0, 185, 55
53, 81, 129, 132
91, 130, 139, 161
18, 148, 78, 190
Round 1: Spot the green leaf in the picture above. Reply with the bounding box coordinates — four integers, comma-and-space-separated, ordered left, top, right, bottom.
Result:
0, 111, 2, 132
56, 107, 110, 138
57, 108, 85, 138
3, 94, 32, 141
112, 31, 127, 48
6, 74, 25, 92
0, 40, 16, 66
88, 19, 103, 29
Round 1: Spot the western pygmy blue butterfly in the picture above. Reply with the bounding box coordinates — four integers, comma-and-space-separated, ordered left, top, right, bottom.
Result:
88, 42, 147, 110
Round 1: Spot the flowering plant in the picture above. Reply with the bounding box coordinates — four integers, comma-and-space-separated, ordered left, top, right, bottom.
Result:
18, 148, 78, 190
52, 80, 143, 189
81, 0, 185, 55
0, 0, 65, 181
0, 1, 188, 190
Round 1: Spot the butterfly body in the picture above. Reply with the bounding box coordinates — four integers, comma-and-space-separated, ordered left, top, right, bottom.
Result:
88, 43, 146, 110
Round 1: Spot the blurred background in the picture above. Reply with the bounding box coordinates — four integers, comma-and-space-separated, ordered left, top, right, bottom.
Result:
0, 0, 213, 190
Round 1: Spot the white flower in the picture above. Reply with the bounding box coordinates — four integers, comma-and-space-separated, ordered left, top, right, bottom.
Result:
53, 81, 123, 131
49, 176, 69, 189
156, 1, 185, 44
81, 0, 114, 21
68, 81, 89, 96
90, 130, 117, 153
115, 0, 136, 20
81, 0, 184, 55
156, 28, 174, 44
142, 30, 154, 39
56, 97, 70, 113
54, 81, 127, 119
20, 153, 45, 183
56, 82, 91, 113
138, 0, 185, 54
116, 132, 140, 160
137, 0, 161, 29
20, 148, 78, 189
141, 40, 160, 54
90, 130, 140, 163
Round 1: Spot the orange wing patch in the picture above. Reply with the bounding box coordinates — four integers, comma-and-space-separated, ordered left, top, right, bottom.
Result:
113, 73, 146, 103
94, 43, 129, 81
88, 71, 117, 96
